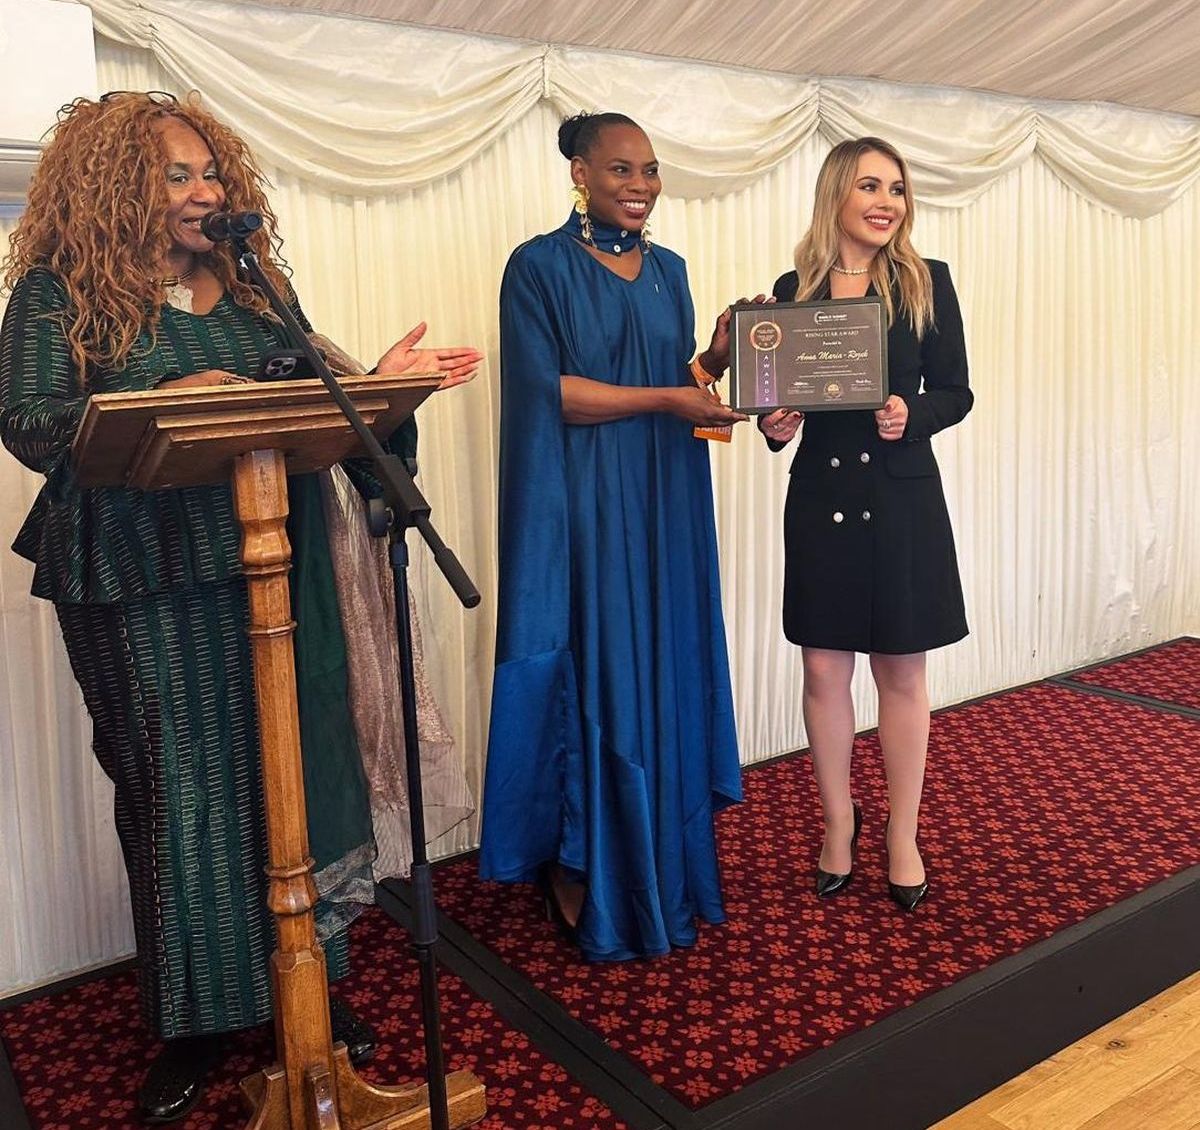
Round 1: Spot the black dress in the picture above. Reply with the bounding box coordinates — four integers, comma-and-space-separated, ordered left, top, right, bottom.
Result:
770, 259, 971, 654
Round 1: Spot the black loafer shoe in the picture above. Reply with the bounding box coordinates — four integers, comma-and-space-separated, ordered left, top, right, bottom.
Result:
329, 995, 377, 1066
138, 1034, 223, 1124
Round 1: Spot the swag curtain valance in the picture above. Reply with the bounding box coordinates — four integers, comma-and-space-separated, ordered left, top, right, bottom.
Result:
85, 0, 1200, 216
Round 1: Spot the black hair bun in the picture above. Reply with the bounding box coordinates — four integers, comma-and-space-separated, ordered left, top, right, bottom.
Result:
557, 113, 591, 160
557, 111, 638, 160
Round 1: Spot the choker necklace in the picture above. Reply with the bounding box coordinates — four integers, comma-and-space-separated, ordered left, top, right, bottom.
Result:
830, 262, 870, 276
563, 210, 648, 256
159, 257, 200, 313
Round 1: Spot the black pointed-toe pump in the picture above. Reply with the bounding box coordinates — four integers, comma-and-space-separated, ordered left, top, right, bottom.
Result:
887, 878, 930, 912
814, 803, 863, 898
885, 818, 929, 911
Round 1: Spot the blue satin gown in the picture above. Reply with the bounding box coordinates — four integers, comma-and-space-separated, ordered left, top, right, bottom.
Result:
480, 214, 742, 961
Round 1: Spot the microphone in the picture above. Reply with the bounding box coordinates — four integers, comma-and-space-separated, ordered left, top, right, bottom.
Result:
200, 210, 264, 242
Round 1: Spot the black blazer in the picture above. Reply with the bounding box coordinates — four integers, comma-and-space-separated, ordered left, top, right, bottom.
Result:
770, 259, 972, 477
769, 259, 972, 653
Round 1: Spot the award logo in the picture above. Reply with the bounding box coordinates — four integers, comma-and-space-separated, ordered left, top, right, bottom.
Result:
749, 321, 783, 351
813, 309, 849, 325
823, 380, 844, 401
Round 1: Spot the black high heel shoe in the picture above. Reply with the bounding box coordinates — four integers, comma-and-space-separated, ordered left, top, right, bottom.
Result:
887, 878, 929, 912
537, 862, 579, 943
885, 818, 929, 911
814, 802, 862, 898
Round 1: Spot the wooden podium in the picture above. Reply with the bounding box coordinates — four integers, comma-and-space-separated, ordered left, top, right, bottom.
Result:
72, 377, 487, 1130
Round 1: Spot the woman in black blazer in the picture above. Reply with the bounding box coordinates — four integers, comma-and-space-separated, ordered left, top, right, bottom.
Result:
761, 137, 972, 911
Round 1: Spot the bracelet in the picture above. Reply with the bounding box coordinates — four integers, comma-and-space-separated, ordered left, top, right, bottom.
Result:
220, 374, 254, 385
690, 356, 719, 386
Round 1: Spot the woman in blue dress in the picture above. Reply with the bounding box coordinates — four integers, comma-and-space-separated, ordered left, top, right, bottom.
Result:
480, 112, 747, 961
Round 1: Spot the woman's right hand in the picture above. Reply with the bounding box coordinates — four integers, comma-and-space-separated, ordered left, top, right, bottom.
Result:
376, 323, 483, 388
669, 386, 749, 427
758, 408, 804, 444
705, 293, 773, 374
157, 369, 251, 389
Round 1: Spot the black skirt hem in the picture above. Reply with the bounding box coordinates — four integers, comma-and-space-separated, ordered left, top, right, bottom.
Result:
782, 625, 969, 655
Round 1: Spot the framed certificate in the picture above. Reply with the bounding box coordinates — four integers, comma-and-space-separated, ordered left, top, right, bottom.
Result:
728, 296, 888, 414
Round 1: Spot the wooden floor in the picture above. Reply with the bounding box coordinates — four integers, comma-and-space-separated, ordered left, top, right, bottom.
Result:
935, 971, 1200, 1130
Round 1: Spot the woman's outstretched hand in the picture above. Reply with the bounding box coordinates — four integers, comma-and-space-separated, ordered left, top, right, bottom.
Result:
376, 323, 483, 390
670, 386, 749, 427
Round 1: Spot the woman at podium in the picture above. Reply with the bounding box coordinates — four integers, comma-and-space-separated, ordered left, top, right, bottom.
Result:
480, 112, 746, 961
0, 91, 480, 1122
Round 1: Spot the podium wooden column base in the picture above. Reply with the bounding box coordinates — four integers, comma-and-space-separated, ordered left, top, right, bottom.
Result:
241, 1047, 487, 1130
231, 448, 485, 1130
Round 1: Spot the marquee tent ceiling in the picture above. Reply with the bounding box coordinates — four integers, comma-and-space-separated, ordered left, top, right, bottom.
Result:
238, 0, 1200, 119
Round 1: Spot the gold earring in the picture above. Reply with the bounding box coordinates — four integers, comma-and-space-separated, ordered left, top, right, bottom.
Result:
570, 183, 594, 246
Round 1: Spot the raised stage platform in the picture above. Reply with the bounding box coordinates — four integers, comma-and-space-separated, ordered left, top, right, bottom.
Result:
3, 638, 1198, 1129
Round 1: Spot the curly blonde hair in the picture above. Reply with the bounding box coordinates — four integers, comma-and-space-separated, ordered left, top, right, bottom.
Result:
794, 137, 933, 338
3, 91, 291, 380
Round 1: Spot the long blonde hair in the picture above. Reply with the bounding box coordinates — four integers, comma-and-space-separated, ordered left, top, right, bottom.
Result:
794, 137, 933, 338
3, 91, 290, 381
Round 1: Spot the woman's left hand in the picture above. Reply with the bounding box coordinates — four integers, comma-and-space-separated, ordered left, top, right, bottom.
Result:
376, 323, 484, 390
704, 294, 773, 374
875, 394, 908, 441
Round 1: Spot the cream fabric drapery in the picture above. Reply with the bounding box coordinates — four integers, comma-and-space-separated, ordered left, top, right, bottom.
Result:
85, 0, 1200, 215
1, 21, 1197, 996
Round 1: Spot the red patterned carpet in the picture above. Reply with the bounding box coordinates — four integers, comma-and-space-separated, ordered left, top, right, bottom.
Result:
5, 670, 1199, 1127
1065, 637, 1200, 710
0, 910, 627, 1130
432, 682, 1200, 1109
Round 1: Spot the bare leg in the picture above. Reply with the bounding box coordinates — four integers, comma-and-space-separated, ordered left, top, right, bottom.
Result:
802, 647, 858, 873
870, 651, 930, 886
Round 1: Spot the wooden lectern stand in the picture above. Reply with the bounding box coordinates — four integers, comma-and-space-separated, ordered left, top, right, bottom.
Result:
72, 377, 487, 1130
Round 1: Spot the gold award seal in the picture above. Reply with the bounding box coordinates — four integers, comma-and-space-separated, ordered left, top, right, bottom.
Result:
823, 380, 844, 401
749, 320, 783, 351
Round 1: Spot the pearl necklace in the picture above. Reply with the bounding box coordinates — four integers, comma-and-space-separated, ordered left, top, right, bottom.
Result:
830, 262, 870, 276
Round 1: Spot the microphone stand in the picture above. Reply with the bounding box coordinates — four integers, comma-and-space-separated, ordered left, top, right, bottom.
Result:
233, 236, 478, 1130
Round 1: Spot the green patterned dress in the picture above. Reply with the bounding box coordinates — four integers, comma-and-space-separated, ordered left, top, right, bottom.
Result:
0, 269, 381, 1038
